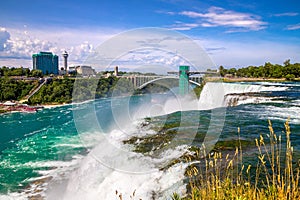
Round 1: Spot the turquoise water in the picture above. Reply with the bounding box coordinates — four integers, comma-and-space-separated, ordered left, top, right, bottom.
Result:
0, 105, 80, 193
0, 82, 299, 198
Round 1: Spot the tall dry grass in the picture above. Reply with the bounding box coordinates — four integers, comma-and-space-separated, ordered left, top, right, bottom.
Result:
173, 119, 300, 200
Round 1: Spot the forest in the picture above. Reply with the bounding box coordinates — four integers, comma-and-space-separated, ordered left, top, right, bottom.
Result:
219, 60, 300, 80
0, 78, 37, 101
29, 77, 135, 104
0, 66, 43, 77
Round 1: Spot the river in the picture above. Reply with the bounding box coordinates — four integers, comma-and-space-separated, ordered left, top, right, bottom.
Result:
0, 82, 299, 199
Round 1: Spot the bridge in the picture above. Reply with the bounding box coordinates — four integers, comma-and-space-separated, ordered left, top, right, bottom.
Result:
119, 66, 218, 96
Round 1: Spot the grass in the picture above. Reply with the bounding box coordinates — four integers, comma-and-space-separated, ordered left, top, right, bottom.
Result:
172, 119, 300, 200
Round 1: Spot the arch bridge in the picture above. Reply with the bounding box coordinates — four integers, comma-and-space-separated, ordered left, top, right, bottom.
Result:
119, 66, 218, 95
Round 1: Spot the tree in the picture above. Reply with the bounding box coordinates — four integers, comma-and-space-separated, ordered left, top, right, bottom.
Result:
219, 66, 226, 77
228, 68, 237, 76
285, 74, 295, 81
284, 59, 290, 67
30, 70, 43, 77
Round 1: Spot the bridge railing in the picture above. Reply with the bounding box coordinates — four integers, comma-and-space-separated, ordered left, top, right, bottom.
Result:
119, 75, 203, 89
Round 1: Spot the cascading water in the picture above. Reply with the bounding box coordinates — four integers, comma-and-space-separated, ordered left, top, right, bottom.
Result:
199, 82, 288, 108
0, 82, 293, 200
45, 82, 289, 200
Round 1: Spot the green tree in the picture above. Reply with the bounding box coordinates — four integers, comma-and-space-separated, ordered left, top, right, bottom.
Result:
284, 59, 290, 67
219, 66, 226, 77
285, 74, 295, 81
30, 70, 43, 77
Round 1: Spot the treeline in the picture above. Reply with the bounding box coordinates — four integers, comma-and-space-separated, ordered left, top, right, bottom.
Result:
29, 77, 135, 104
219, 60, 300, 80
0, 78, 37, 101
0, 66, 43, 77
1, 75, 170, 105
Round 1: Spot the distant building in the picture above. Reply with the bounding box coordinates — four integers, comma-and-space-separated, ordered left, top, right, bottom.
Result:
32, 52, 59, 75
69, 65, 96, 77
114, 66, 119, 76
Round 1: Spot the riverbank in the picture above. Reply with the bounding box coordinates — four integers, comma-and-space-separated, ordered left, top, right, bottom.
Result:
0, 102, 69, 114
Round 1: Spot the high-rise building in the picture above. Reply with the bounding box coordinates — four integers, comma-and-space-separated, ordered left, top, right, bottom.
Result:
32, 52, 59, 75
62, 51, 68, 73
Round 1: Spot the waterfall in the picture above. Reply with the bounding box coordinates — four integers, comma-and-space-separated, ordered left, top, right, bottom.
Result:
198, 82, 287, 108
46, 82, 288, 200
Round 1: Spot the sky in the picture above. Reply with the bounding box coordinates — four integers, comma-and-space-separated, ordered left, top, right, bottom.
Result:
0, 0, 300, 71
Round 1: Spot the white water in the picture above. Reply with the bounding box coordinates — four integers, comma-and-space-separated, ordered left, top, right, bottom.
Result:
45, 82, 290, 200
7, 82, 289, 200
47, 127, 188, 200
199, 82, 287, 108
259, 105, 300, 124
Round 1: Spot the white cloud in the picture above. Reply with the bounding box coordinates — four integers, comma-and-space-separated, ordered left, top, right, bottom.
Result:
179, 6, 267, 31
0, 26, 299, 71
286, 23, 300, 30
169, 22, 199, 30
0, 27, 11, 51
274, 12, 298, 17
0, 27, 116, 68
69, 41, 94, 62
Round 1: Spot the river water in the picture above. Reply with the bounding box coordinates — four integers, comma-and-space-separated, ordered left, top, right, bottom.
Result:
0, 82, 299, 199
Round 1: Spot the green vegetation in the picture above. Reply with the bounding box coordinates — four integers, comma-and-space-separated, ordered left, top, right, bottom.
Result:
219, 60, 300, 80
193, 83, 205, 98
0, 78, 37, 101
0, 66, 43, 77
29, 78, 74, 104
123, 113, 181, 154
1, 74, 178, 105
28, 77, 135, 104
171, 120, 300, 200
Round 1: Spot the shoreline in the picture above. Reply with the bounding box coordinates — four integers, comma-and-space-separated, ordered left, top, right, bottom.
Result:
0, 79, 296, 115
42, 103, 70, 109
0, 103, 69, 115
205, 77, 299, 82
0, 99, 97, 115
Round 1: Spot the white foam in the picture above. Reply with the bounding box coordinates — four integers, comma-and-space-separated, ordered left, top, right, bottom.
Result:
41, 82, 293, 200
198, 82, 288, 109
57, 148, 187, 200
46, 123, 189, 200
259, 105, 300, 124
0, 194, 27, 200
131, 94, 199, 120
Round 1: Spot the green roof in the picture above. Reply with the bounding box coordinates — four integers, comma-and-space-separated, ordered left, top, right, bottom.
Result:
32, 52, 57, 57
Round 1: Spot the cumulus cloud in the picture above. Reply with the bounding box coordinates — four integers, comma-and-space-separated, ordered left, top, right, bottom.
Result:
0, 27, 11, 51
0, 27, 100, 67
178, 6, 266, 31
69, 41, 94, 62
0, 27, 57, 60
6, 38, 54, 58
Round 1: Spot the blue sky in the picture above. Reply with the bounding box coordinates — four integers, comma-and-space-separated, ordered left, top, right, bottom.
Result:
0, 0, 300, 70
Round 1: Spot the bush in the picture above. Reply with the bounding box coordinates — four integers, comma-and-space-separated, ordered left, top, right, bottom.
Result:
286, 74, 295, 81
